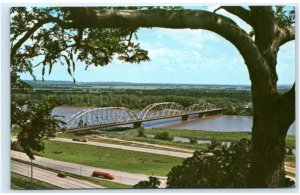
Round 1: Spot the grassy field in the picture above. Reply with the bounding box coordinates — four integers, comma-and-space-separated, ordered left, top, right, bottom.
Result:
11, 172, 61, 190
57, 132, 208, 151
39, 140, 183, 176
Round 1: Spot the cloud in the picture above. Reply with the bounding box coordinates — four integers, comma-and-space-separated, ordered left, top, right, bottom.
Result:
150, 28, 221, 50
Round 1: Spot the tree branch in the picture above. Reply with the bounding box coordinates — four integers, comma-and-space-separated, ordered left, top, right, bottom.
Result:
219, 6, 253, 27
68, 9, 258, 57
249, 6, 276, 50
11, 20, 47, 61
12, 8, 274, 96
279, 83, 295, 135
278, 26, 295, 47
68, 8, 272, 94
126, 30, 135, 48
11, 17, 75, 60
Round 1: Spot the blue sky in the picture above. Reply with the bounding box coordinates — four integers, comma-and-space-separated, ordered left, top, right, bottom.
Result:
20, 6, 296, 85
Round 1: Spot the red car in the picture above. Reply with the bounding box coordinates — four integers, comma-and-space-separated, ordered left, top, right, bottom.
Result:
92, 171, 115, 180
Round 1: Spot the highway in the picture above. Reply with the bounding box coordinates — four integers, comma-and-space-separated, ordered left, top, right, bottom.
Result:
11, 151, 167, 188
11, 160, 103, 189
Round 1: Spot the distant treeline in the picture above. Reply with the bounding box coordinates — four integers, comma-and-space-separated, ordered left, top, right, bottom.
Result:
13, 88, 252, 101
12, 88, 253, 115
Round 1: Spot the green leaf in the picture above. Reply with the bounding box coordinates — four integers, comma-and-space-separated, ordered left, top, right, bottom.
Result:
49, 60, 53, 75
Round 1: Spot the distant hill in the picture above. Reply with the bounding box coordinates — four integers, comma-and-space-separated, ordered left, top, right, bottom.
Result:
23, 80, 292, 90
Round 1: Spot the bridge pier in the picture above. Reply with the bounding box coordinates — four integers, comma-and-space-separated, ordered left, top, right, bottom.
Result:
198, 113, 204, 118
182, 115, 189, 121
133, 122, 142, 128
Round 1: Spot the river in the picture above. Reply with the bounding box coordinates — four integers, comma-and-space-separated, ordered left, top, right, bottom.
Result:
52, 106, 295, 135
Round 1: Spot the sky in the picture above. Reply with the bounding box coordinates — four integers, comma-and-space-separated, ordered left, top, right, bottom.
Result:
20, 6, 296, 85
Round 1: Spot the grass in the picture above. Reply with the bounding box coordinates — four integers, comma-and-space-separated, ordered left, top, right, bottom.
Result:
95, 129, 211, 151
12, 158, 131, 189
104, 128, 295, 149
39, 140, 183, 176
57, 132, 205, 152
11, 172, 61, 190
286, 172, 296, 178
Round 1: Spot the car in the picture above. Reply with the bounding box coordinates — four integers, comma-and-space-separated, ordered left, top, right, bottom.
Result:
72, 138, 81, 142
92, 171, 115, 180
72, 138, 88, 142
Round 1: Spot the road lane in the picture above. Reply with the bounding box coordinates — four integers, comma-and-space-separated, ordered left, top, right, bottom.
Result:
11, 160, 103, 189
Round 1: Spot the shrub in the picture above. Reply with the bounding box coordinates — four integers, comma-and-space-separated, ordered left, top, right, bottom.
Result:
133, 176, 161, 188
154, 131, 173, 141
190, 138, 198, 144
167, 138, 295, 188
137, 128, 145, 137
207, 137, 221, 151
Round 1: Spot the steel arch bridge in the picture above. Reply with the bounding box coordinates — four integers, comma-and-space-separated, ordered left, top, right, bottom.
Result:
65, 100, 222, 132
66, 107, 138, 129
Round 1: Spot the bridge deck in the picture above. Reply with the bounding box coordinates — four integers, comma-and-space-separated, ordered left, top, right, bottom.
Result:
66, 108, 223, 132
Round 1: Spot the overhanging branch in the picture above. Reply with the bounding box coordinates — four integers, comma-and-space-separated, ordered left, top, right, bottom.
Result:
218, 6, 253, 27
11, 8, 274, 96
68, 8, 260, 61
11, 16, 75, 60
67, 8, 271, 94
11, 20, 47, 61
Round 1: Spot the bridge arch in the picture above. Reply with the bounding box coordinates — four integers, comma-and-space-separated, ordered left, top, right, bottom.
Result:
66, 107, 138, 129
138, 102, 185, 120
185, 100, 217, 113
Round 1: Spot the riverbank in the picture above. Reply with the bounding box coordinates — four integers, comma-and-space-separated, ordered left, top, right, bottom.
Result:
96, 128, 295, 149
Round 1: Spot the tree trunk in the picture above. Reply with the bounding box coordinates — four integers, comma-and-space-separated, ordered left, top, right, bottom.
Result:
249, 104, 286, 187
249, 84, 295, 187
